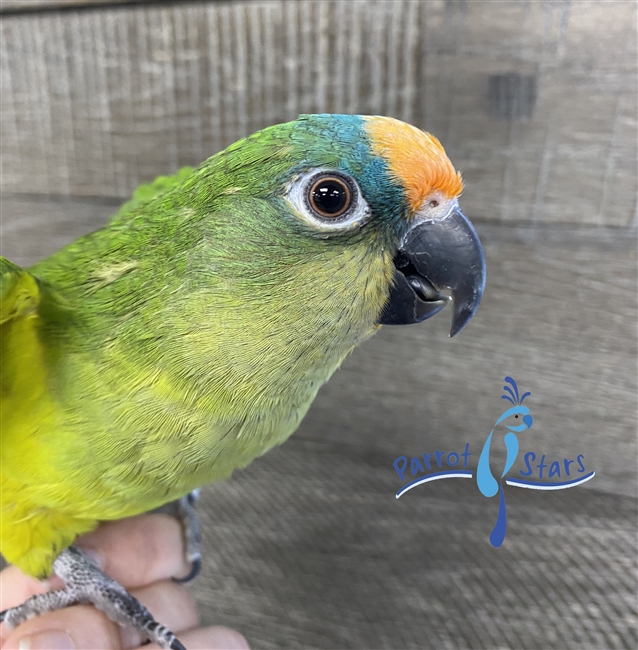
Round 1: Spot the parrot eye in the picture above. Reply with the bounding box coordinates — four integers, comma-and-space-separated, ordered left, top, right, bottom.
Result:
287, 169, 370, 233
307, 174, 354, 219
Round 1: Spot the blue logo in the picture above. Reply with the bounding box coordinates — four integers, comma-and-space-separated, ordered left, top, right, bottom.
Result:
393, 377, 595, 547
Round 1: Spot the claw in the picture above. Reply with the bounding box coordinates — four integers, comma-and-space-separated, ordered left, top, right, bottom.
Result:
173, 557, 202, 584
173, 490, 203, 584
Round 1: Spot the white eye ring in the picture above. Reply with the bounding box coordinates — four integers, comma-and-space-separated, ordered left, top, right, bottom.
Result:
286, 169, 371, 232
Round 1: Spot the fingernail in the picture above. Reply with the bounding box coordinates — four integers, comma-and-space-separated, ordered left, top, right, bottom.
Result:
19, 631, 75, 649
40, 576, 65, 591
77, 546, 104, 570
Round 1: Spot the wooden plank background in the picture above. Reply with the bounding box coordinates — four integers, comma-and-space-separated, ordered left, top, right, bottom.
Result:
0, 0, 137, 11
1, 3, 637, 648
1, 0, 636, 226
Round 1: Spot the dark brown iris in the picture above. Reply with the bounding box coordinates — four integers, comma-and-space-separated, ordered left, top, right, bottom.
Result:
308, 176, 352, 218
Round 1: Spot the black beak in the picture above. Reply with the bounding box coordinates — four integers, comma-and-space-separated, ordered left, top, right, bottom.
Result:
379, 206, 486, 337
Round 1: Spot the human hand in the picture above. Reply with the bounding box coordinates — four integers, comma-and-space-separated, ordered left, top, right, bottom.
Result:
0, 514, 249, 649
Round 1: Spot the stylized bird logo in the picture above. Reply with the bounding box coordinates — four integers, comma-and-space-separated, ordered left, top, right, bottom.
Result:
477, 377, 533, 547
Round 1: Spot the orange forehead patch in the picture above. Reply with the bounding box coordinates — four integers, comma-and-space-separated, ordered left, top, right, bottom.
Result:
364, 116, 463, 211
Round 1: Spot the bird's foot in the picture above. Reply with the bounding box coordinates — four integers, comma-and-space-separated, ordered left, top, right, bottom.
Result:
173, 489, 202, 584
0, 545, 185, 650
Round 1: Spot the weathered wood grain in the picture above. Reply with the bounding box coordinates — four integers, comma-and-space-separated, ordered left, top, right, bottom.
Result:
1, 2, 636, 645
0, 0, 136, 12
1, 0, 636, 226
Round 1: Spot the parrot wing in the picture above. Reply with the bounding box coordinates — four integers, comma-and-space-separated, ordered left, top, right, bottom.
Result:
1, 256, 71, 416
1, 256, 42, 325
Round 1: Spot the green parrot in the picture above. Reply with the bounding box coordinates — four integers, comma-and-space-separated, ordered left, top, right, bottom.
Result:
0, 114, 485, 648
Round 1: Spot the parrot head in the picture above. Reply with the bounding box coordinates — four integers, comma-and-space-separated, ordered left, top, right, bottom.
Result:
495, 405, 534, 432
498, 378, 533, 431
185, 114, 485, 341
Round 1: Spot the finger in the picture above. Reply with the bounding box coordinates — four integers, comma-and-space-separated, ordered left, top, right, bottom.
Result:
1, 603, 122, 650
76, 514, 190, 588
0, 566, 51, 647
0, 565, 48, 612
124, 580, 200, 645
141, 626, 250, 650
1, 580, 199, 650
